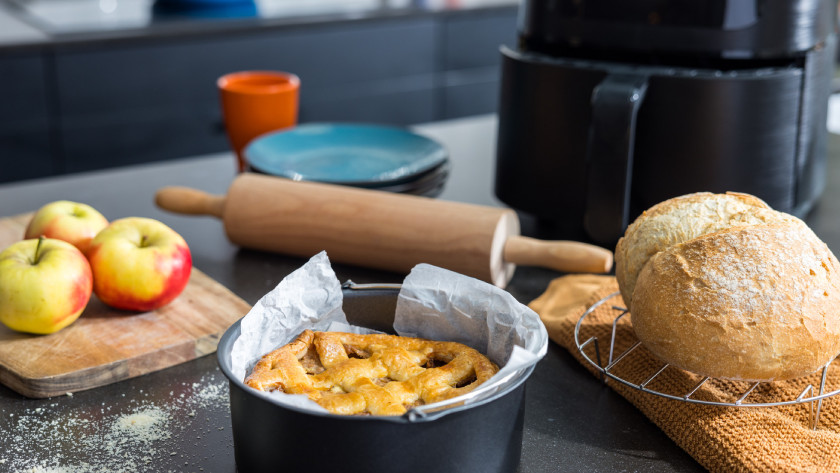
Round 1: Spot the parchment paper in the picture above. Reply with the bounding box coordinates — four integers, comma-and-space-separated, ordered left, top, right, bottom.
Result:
230, 251, 548, 414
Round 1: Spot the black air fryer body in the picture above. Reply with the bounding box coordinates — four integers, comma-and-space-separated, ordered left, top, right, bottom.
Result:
495, 0, 837, 246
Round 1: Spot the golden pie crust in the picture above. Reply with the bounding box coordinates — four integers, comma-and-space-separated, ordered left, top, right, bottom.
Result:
244, 330, 499, 416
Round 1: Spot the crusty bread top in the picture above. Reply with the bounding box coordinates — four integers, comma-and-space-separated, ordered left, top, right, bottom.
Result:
615, 192, 799, 309
631, 220, 840, 381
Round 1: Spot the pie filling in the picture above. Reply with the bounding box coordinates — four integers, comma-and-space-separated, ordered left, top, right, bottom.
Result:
244, 330, 499, 416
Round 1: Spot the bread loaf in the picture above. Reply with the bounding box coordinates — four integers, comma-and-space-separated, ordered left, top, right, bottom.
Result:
617, 192, 840, 381
615, 192, 798, 309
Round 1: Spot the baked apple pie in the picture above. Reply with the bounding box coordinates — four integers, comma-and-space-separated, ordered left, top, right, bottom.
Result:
244, 330, 499, 416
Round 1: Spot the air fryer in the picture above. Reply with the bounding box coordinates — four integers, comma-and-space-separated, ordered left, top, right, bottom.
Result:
495, 0, 838, 247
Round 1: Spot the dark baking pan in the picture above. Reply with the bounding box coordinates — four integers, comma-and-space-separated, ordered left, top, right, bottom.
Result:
217, 283, 533, 473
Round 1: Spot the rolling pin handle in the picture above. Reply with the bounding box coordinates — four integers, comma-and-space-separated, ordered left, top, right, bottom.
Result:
154, 186, 226, 219
503, 235, 614, 274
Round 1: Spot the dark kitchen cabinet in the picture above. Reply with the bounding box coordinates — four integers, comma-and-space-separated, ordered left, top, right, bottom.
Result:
54, 18, 439, 172
0, 52, 55, 182
441, 9, 517, 118
0, 5, 518, 182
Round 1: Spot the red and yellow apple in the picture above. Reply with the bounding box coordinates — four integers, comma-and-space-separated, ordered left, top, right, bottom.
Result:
0, 237, 93, 334
86, 217, 192, 312
25, 200, 109, 254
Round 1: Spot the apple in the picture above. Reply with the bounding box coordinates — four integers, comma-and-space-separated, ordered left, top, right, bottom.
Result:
86, 217, 192, 312
0, 237, 93, 334
25, 200, 109, 254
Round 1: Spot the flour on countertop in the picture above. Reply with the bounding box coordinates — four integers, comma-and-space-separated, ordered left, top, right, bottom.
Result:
0, 370, 231, 473
111, 407, 170, 444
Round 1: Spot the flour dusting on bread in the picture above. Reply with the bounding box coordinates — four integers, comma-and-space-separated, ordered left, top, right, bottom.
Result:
615, 192, 801, 309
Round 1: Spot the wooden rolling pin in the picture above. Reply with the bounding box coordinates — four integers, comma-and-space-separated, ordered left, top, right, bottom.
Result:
155, 173, 613, 288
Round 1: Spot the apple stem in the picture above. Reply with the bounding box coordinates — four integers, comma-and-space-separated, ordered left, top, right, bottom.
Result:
34, 236, 45, 265
140, 235, 148, 248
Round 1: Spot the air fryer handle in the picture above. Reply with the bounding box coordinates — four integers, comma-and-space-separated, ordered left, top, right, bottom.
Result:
583, 73, 648, 246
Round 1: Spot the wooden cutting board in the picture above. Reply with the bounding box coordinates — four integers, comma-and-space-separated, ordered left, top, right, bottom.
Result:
0, 213, 251, 398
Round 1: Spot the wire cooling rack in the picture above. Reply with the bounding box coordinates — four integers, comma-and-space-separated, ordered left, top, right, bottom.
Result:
574, 291, 840, 430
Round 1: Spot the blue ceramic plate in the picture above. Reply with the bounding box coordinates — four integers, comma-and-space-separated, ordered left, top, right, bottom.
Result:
244, 123, 448, 186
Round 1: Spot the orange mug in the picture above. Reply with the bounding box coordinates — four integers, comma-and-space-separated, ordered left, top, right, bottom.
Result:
217, 71, 300, 172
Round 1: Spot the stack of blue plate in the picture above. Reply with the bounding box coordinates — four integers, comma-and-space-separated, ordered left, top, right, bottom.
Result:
243, 123, 450, 197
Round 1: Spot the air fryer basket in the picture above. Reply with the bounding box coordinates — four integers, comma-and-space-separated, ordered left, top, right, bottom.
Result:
217, 284, 535, 473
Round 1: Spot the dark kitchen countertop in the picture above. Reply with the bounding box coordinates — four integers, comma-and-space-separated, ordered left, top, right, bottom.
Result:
1, 114, 838, 472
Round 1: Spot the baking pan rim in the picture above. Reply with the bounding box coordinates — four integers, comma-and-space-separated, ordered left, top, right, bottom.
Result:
216, 284, 534, 424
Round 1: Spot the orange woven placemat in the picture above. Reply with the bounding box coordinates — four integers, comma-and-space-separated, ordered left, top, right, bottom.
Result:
529, 274, 840, 473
